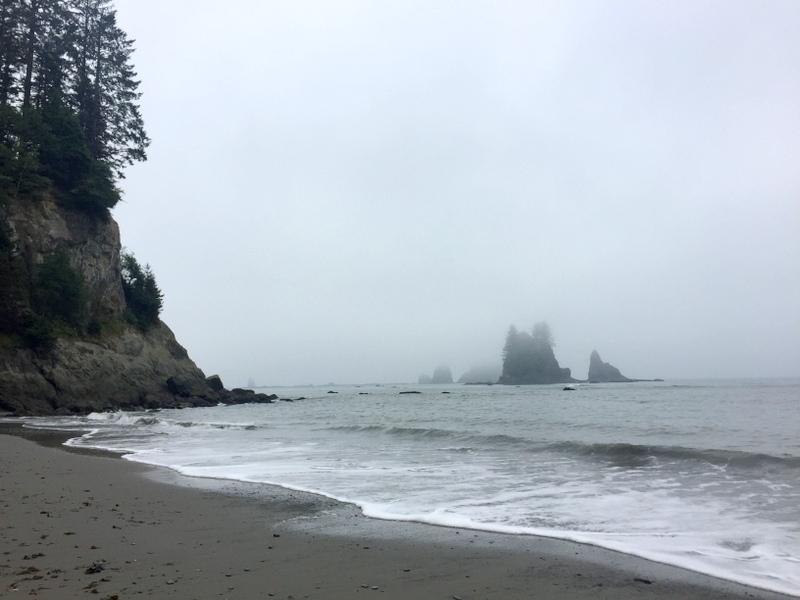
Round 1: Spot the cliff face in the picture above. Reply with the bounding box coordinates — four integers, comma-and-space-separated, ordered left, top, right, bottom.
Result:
0, 195, 231, 415
5, 192, 126, 321
587, 350, 633, 383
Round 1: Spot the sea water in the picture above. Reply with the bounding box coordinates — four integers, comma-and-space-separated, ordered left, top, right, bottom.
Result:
12, 379, 800, 596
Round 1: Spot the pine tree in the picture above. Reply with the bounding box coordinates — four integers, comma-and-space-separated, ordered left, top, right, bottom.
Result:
30, 1, 75, 109
531, 322, 554, 347
121, 251, 162, 330
20, 0, 69, 109
0, 0, 24, 107
502, 324, 518, 362
71, 0, 148, 178
0, 0, 148, 214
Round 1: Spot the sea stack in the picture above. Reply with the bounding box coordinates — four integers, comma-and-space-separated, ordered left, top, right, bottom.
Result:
431, 364, 453, 384
498, 323, 575, 385
587, 350, 633, 383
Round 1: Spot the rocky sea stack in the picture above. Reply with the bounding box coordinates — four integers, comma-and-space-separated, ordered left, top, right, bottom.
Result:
587, 350, 633, 383
499, 323, 576, 385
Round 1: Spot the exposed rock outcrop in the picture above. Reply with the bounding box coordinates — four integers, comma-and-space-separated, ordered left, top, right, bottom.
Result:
1, 322, 204, 414
0, 322, 279, 415
587, 350, 633, 383
205, 374, 224, 392
419, 364, 454, 384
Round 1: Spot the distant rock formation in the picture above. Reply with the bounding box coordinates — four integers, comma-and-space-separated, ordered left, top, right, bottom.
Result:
431, 364, 453, 384
587, 350, 633, 382
458, 364, 502, 384
499, 324, 576, 385
418, 364, 454, 384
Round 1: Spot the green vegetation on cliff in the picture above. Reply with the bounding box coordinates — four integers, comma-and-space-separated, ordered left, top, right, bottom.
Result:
0, 216, 164, 346
0, 219, 26, 337
121, 251, 163, 331
0, 228, 88, 347
28, 248, 89, 343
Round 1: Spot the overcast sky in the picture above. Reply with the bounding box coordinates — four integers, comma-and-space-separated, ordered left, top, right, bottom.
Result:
111, 0, 799, 387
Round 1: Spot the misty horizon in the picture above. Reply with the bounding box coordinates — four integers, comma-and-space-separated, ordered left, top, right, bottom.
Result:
112, 1, 799, 387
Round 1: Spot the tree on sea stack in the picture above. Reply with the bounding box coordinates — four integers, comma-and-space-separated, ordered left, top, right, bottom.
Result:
531, 321, 554, 347
499, 322, 575, 385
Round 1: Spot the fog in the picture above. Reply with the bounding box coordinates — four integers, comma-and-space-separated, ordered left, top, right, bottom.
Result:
112, 1, 799, 386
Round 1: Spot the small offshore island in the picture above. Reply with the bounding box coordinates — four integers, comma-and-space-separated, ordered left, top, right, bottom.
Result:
419, 327, 643, 387
491, 322, 642, 385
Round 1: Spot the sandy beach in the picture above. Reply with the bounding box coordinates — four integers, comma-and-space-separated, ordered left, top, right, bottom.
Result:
0, 423, 793, 600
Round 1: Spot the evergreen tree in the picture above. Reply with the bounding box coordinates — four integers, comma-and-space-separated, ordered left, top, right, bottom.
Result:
20, 0, 72, 109
531, 321, 554, 347
0, 218, 27, 334
0, 0, 148, 212
71, 0, 148, 178
502, 324, 518, 361
121, 250, 162, 330
29, 1, 74, 109
32, 248, 88, 328
0, 0, 24, 106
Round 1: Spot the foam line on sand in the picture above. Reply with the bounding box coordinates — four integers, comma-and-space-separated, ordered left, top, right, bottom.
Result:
0, 424, 793, 600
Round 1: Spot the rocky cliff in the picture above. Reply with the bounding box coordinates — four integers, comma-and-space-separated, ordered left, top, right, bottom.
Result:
0, 322, 212, 415
587, 350, 633, 383
4, 190, 126, 321
0, 194, 270, 415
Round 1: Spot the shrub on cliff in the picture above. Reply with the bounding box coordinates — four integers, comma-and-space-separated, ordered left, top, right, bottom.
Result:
32, 250, 89, 330
0, 227, 89, 345
121, 251, 163, 330
0, 221, 28, 336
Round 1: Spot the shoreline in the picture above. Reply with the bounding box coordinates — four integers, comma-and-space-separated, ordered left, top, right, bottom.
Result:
1, 423, 794, 600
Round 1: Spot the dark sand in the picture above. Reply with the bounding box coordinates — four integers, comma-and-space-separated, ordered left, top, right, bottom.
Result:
0, 423, 793, 600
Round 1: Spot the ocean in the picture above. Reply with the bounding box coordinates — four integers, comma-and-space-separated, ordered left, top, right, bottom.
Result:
11, 379, 800, 596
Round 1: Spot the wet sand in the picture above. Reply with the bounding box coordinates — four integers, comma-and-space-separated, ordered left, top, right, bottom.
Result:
0, 423, 793, 600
